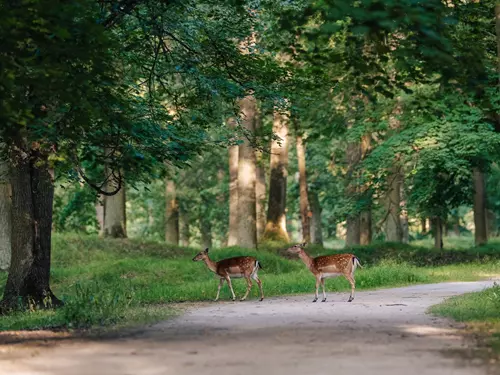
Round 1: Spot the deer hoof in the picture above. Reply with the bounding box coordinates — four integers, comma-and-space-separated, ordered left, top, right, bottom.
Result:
347, 297, 354, 303
322, 299, 327, 302
312, 298, 318, 303
240, 298, 246, 302
259, 298, 264, 302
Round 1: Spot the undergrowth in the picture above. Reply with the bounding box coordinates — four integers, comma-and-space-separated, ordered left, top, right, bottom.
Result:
0, 233, 499, 331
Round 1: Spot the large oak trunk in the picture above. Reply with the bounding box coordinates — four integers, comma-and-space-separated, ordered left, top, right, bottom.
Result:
359, 210, 372, 245
473, 167, 487, 246
103, 170, 127, 238
1, 148, 61, 311
0, 156, 11, 271
227, 119, 239, 246
296, 134, 311, 242
165, 179, 179, 245
263, 108, 289, 242
237, 95, 258, 248
309, 190, 323, 246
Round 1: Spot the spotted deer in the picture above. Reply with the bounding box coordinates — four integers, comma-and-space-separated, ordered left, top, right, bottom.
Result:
286, 242, 362, 303
192, 248, 264, 302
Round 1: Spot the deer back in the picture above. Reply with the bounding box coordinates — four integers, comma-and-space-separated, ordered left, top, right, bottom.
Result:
313, 254, 355, 274
216, 256, 258, 277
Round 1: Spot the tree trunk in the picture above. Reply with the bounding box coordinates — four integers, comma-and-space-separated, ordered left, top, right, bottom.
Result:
359, 211, 372, 245
1, 148, 62, 311
345, 140, 360, 247
103, 168, 127, 238
0, 156, 11, 271
263, 108, 290, 243
200, 215, 212, 249
227, 119, 239, 246
296, 134, 311, 243
309, 190, 323, 246
255, 114, 266, 242
400, 183, 409, 244
165, 179, 179, 245
432, 217, 443, 249
237, 95, 258, 248
179, 207, 190, 247
384, 166, 403, 242
359, 134, 372, 245
420, 217, 427, 234
473, 168, 487, 246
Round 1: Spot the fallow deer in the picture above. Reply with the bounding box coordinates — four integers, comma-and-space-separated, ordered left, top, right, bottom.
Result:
286, 242, 362, 303
192, 248, 264, 302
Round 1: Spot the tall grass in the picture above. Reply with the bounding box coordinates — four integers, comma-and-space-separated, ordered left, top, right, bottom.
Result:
0, 233, 499, 331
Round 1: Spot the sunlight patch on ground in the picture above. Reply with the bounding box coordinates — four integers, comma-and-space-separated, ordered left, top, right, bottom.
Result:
398, 325, 461, 338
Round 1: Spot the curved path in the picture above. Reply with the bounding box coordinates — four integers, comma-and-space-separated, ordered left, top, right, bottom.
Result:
0, 281, 496, 375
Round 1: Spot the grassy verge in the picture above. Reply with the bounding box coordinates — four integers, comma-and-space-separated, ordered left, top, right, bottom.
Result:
0, 233, 499, 331
430, 283, 500, 356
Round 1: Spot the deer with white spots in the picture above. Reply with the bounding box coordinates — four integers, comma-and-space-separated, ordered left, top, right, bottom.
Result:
192, 248, 264, 302
286, 242, 362, 303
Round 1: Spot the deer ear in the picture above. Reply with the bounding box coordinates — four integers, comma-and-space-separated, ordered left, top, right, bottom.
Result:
301, 242, 307, 247
205, 248, 209, 253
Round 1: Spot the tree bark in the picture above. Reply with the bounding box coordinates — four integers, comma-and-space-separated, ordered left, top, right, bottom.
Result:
165, 179, 179, 245
179, 207, 190, 247
420, 217, 427, 234
359, 211, 372, 245
255, 113, 266, 242
473, 167, 487, 246
1, 147, 62, 311
237, 95, 258, 248
384, 165, 403, 242
200, 216, 212, 249
0, 156, 11, 271
345, 140, 360, 247
103, 168, 127, 238
263, 108, 290, 243
309, 190, 323, 246
296, 134, 311, 243
432, 217, 443, 249
400, 183, 409, 244
487, 209, 497, 238
359, 134, 372, 245
227, 119, 239, 246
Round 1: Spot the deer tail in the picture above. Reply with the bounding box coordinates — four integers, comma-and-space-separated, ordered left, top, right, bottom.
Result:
256, 260, 263, 270
353, 256, 363, 269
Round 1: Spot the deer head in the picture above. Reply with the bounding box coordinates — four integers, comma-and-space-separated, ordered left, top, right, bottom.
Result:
192, 248, 209, 262
286, 242, 307, 254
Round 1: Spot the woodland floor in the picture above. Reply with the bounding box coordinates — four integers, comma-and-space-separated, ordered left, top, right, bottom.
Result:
0, 281, 499, 375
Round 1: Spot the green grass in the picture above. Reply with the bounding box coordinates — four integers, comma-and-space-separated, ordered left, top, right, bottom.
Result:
0, 233, 499, 332
430, 283, 500, 354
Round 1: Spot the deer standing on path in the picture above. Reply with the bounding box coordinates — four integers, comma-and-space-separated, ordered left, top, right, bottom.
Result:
192, 248, 264, 302
286, 242, 362, 303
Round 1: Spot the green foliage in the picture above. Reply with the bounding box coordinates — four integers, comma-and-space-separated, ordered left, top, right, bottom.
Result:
53, 184, 99, 234
0, 234, 499, 331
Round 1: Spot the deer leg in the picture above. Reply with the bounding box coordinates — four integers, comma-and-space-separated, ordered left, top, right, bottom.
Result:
252, 273, 264, 301
321, 278, 327, 302
225, 276, 236, 301
313, 276, 320, 302
240, 276, 253, 301
345, 274, 355, 302
214, 278, 224, 302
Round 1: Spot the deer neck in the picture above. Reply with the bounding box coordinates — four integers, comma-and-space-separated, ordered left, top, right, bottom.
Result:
298, 249, 314, 270
204, 256, 218, 274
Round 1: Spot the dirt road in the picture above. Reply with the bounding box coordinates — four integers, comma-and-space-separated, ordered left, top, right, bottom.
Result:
0, 281, 496, 375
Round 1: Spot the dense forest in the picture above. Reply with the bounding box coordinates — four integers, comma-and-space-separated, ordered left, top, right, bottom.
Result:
1, 0, 500, 311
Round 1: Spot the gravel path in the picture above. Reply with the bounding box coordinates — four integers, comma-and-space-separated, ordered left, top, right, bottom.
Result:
0, 281, 496, 375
